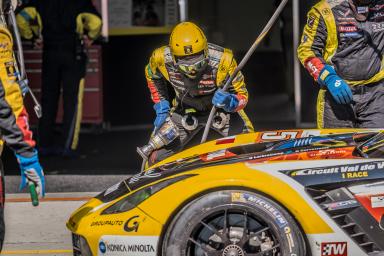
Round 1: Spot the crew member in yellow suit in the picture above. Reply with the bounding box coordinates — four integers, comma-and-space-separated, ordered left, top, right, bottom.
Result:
144, 22, 254, 164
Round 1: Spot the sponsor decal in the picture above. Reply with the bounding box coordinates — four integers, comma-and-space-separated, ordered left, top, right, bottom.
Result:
255, 130, 320, 143
199, 80, 215, 86
371, 195, 384, 208
283, 161, 384, 186
338, 9, 351, 17
338, 26, 357, 32
91, 220, 124, 227
284, 226, 295, 252
357, 6, 369, 14
216, 136, 236, 145
128, 169, 162, 185
99, 241, 107, 254
184, 45, 193, 54
308, 15, 316, 28
322, 8, 331, 16
5, 61, 15, 77
124, 216, 140, 232
98, 236, 158, 256
372, 23, 384, 32
104, 182, 121, 197
340, 32, 362, 38
323, 200, 359, 211
321, 242, 347, 256
231, 193, 288, 228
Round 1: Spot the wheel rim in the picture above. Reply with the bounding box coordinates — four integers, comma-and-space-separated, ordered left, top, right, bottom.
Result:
187, 208, 281, 256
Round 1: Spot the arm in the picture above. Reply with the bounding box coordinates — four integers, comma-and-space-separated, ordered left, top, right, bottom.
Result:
0, 27, 45, 197
297, 7, 327, 81
297, 7, 352, 104
16, 3, 42, 41
76, 0, 102, 40
145, 47, 171, 130
213, 49, 247, 112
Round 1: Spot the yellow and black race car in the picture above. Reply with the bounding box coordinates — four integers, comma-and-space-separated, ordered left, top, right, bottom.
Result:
67, 129, 384, 256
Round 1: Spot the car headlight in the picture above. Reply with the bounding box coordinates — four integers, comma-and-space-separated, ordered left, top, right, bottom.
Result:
102, 175, 194, 215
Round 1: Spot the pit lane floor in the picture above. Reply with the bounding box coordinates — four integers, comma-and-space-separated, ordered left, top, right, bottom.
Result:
1, 175, 128, 255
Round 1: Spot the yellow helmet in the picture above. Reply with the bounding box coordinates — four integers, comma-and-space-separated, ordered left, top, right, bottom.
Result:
169, 22, 208, 78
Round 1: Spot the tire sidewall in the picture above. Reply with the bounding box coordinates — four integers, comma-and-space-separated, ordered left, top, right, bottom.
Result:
162, 190, 306, 256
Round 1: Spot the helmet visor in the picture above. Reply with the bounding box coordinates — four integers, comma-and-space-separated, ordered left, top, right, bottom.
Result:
176, 52, 207, 78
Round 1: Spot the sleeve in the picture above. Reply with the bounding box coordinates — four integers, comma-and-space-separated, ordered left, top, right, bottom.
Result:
16, 2, 42, 40
0, 28, 35, 157
144, 48, 170, 104
76, 0, 102, 40
297, 6, 328, 81
217, 49, 248, 112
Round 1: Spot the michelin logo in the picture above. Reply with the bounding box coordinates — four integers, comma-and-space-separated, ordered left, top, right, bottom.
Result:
98, 236, 158, 256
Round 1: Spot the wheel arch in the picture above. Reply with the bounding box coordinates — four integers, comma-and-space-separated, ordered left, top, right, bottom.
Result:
157, 185, 311, 256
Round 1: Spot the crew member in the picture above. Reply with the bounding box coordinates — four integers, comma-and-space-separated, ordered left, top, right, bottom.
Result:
145, 22, 254, 164
0, 0, 44, 250
16, 0, 102, 156
298, 0, 384, 128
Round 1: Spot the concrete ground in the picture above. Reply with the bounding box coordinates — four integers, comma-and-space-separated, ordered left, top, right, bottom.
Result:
1, 176, 127, 255
1, 193, 96, 255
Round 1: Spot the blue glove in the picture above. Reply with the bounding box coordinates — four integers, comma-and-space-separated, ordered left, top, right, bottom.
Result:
16, 151, 45, 197
318, 65, 353, 105
153, 100, 170, 130
212, 89, 239, 112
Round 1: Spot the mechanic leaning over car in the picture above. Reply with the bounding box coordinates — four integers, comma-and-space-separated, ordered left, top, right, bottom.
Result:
144, 22, 254, 164
0, 0, 45, 250
298, 0, 384, 128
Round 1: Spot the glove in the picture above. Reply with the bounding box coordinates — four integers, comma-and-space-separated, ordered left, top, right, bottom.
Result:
153, 100, 170, 131
16, 151, 45, 197
212, 89, 239, 112
318, 65, 353, 104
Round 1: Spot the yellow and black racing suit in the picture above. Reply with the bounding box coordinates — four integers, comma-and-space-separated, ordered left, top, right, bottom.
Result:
145, 43, 254, 163
16, 0, 102, 153
298, 0, 384, 128
0, 25, 36, 158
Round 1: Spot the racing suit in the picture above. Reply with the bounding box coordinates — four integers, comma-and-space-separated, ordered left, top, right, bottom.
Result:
145, 43, 254, 164
16, 0, 102, 153
298, 0, 384, 128
0, 24, 38, 249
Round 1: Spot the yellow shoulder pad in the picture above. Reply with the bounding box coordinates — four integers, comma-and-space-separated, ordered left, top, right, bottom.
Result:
216, 48, 233, 85
149, 46, 169, 80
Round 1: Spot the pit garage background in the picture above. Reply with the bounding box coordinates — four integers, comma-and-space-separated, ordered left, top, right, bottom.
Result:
5, 0, 320, 178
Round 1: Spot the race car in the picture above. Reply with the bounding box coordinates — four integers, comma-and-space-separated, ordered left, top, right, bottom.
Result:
67, 129, 384, 256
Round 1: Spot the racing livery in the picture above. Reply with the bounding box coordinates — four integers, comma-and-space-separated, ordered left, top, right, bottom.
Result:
67, 129, 384, 256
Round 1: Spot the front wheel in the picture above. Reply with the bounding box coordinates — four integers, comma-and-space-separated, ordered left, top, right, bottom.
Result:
162, 190, 306, 256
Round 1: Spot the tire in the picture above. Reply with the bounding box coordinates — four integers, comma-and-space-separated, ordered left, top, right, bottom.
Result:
162, 190, 306, 256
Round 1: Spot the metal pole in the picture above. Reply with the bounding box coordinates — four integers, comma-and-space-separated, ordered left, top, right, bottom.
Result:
179, 0, 188, 21
293, 0, 302, 127
101, 0, 109, 41
201, 0, 290, 143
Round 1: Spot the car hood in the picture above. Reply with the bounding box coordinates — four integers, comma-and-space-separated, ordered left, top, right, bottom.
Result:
94, 128, 383, 204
